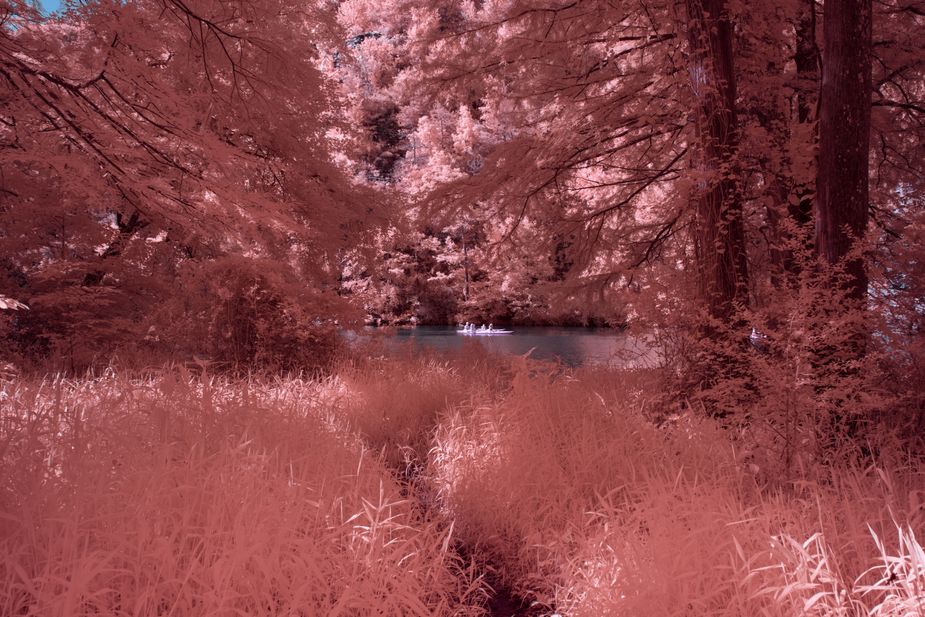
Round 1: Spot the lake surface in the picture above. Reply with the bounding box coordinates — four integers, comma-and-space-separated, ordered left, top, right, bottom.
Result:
354, 326, 658, 368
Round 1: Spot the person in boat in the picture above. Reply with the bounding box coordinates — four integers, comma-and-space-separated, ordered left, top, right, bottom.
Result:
488, 323, 493, 332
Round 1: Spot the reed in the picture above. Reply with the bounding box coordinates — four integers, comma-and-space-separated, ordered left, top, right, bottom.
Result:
1, 355, 921, 616
0, 369, 483, 616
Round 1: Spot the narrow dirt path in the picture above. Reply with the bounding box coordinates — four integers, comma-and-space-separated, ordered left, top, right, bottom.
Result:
397, 460, 551, 617
485, 584, 543, 617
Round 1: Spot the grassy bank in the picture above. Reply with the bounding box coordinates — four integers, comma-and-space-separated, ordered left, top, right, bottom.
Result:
1, 353, 922, 616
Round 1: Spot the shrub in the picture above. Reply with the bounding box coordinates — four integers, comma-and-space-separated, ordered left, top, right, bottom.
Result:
146, 257, 342, 374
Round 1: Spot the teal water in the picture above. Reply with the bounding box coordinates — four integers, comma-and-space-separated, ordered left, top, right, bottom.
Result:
355, 326, 657, 368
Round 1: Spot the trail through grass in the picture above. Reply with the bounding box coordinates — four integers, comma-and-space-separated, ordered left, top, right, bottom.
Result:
1, 352, 922, 616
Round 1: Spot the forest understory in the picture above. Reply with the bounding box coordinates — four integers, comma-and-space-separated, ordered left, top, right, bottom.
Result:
2, 346, 923, 617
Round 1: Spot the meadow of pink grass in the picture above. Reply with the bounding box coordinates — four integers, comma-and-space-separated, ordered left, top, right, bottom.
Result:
1, 354, 922, 616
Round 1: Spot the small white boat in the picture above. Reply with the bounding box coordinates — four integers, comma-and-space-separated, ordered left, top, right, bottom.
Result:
456, 328, 513, 335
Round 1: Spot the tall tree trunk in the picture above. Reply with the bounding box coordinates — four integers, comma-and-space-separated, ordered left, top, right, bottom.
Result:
816, 0, 872, 302
767, 0, 820, 288
788, 0, 821, 265
813, 0, 872, 448
686, 0, 749, 322
795, 0, 821, 127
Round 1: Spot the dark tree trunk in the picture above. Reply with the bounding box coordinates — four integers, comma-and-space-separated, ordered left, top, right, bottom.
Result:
686, 0, 749, 321
816, 0, 872, 302
766, 0, 820, 289
813, 0, 872, 448
795, 0, 821, 126
787, 0, 821, 265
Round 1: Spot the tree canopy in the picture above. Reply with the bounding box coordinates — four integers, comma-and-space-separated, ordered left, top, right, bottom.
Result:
1, 0, 923, 429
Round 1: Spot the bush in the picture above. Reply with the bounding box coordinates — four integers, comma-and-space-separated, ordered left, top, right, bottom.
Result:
146, 257, 342, 374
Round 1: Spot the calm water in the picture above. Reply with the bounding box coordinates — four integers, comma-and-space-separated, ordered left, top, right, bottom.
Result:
354, 326, 658, 368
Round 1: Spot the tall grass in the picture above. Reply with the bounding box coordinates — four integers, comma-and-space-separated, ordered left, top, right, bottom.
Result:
332, 346, 512, 471
420, 357, 924, 616
0, 369, 483, 616
1, 354, 922, 616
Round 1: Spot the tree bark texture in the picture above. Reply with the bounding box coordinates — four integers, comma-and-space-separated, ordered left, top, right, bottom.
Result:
768, 0, 821, 285
686, 0, 750, 321
816, 0, 872, 302
795, 0, 821, 126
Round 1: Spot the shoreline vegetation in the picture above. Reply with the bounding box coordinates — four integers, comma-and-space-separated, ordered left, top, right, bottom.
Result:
2, 348, 922, 616
361, 314, 629, 330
